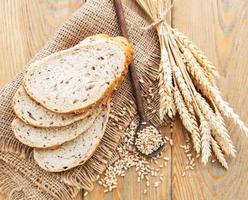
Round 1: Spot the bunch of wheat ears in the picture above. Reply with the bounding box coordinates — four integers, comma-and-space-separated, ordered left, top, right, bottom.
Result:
136, 0, 248, 168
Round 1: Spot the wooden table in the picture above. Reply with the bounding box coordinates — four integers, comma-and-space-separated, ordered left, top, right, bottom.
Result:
1, 1, 248, 199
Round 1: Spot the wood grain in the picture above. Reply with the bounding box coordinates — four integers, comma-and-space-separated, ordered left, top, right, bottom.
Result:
172, 0, 248, 199
0, 1, 83, 199
0, 0, 82, 87
0, 0, 248, 200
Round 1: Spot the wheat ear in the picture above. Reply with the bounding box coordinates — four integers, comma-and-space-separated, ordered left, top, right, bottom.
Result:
158, 78, 175, 119
169, 36, 234, 159
158, 27, 174, 96
195, 93, 236, 157
173, 29, 219, 81
173, 84, 201, 154
167, 35, 203, 153
199, 115, 211, 165
157, 31, 175, 119
179, 42, 218, 90
178, 40, 248, 136
172, 64, 193, 106
212, 94, 248, 136
211, 136, 228, 169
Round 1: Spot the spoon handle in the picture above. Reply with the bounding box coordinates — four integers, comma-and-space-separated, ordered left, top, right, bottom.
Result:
114, 0, 147, 121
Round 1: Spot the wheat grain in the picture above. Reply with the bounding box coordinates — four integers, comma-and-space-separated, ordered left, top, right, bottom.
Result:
199, 116, 211, 165
173, 29, 219, 81
172, 64, 193, 107
163, 157, 169, 161
195, 93, 236, 157
212, 94, 248, 136
179, 42, 218, 93
211, 136, 228, 169
173, 85, 201, 153
84, 192, 88, 197
181, 48, 248, 138
99, 120, 170, 193
157, 29, 175, 119
135, 125, 164, 155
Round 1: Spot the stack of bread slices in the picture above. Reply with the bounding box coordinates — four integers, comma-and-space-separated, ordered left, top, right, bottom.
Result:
11, 34, 133, 172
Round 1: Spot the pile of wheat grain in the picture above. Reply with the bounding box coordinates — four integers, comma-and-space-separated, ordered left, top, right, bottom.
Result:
136, 0, 248, 168
97, 120, 172, 194
135, 123, 164, 155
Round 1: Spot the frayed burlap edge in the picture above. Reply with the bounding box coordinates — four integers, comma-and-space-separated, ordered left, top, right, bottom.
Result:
0, 160, 63, 200
0, 153, 79, 200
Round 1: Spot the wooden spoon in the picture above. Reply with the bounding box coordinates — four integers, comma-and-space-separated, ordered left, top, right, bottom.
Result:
113, 0, 165, 157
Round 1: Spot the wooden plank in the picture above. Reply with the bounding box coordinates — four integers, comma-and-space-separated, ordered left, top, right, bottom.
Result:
0, 0, 83, 199
85, 126, 172, 200
171, 0, 248, 199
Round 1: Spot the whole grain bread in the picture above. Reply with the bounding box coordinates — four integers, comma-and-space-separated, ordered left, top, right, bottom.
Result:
13, 35, 110, 127
24, 36, 133, 113
33, 104, 110, 172
12, 109, 100, 148
13, 86, 94, 127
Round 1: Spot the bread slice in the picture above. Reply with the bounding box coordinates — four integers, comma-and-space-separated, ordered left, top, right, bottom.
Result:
12, 108, 100, 148
33, 104, 110, 172
13, 35, 110, 127
13, 86, 94, 127
23, 35, 133, 113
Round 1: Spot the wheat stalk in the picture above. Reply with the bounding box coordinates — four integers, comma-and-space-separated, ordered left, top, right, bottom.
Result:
173, 29, 219, 82
172, 64, 193, 106
173, 84, 201, 154
178, 41, 218, 91
179, 39, 248, 136
168, 35, 216, 157
211, 94, 248, 136
171, 46, 212, 162
170, 33, 236, 158
211, 136, 228, 169
169, 27, 236, 162
157, 30, 175, 119
158, 28, 173, 95
199, 115, 211, 165
136, 0, 247, 168
179, 40, 248, 137
195, 92, 236, 156
136, 0, 176, 120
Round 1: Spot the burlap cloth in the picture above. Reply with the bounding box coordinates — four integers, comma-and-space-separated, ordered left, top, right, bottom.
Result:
0, 0, 168, 199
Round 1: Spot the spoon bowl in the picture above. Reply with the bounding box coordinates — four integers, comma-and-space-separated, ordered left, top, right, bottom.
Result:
134, 120, 165, 158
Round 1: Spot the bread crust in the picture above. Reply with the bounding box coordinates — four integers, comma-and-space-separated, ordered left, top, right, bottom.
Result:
33, 101, 111, 172
12, 112, 97, 149
23, 35, 133, 114
12, 86, 101, 128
